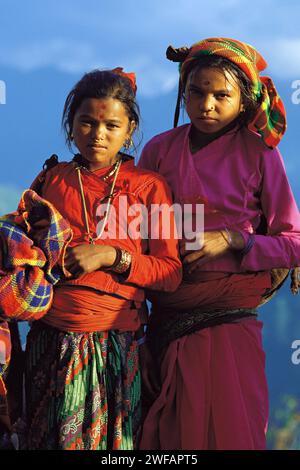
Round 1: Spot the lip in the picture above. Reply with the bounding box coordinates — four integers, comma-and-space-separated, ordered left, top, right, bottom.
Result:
88, 144, 107, 150
198, 117, 217, 121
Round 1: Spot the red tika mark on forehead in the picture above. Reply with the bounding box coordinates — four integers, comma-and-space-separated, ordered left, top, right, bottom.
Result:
99, 114, 104, 119
100, 104, 106, 109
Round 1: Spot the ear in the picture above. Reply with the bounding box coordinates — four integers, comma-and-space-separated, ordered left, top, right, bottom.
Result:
128, 120, 136, 137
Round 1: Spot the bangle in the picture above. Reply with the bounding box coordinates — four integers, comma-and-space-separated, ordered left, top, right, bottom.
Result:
137, 336, 146, 346
112, 249, 132, 274
240, 233, 255, 256
110, 247, 122, 270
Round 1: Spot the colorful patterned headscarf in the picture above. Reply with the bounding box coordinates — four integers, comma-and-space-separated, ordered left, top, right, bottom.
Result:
168, 37, 286, 148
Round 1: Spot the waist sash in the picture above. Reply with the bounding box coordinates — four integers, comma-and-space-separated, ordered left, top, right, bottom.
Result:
147, 307, 257, 357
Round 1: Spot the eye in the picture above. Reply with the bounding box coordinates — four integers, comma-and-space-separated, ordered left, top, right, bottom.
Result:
189, 88, 202, 96
216, 93, 229, 99
80, 119, 93, 126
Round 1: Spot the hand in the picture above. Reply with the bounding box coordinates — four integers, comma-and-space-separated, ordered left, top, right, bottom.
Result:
64, 244, 117, 278
181, 230, 245, 272
139, 342, 161, 406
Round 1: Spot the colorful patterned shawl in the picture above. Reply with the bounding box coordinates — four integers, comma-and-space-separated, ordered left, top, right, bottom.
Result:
0, 189, 72, 405
0, 189, 73, 321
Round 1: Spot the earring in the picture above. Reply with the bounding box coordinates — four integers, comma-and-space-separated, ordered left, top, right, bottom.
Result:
70, 134, 74, 141
124, 138, 133, 149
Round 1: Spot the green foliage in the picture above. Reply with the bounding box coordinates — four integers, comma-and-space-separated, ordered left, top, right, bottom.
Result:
267, 395, 300, 449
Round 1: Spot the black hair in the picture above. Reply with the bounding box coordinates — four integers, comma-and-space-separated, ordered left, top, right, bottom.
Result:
62, 69, 140, 150
176, 55, 260, 129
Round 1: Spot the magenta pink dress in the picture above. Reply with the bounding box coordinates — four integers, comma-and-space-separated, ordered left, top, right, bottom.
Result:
138, 125, 300, 450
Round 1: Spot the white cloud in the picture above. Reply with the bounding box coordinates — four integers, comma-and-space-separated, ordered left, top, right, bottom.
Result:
1, 0, 300, 95
0, 39, 101, 73
121, 56, 179, 97
0, 39, 179, 97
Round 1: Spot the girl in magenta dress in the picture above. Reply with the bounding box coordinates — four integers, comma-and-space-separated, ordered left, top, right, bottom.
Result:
138, 37, 300, 450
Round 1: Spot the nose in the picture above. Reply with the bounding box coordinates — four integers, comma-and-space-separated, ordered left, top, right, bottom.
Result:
200, 95, 215, 112
92, 125, 105, 141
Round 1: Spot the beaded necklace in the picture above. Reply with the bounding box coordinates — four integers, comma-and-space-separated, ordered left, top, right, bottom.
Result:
75, 158, 122, 244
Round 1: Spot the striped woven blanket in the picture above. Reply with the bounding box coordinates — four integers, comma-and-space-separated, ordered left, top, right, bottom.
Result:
0, 189, 73, 321
0, 189, 72, 402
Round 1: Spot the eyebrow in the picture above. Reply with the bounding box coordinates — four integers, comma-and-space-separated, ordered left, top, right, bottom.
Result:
78, 114, 122, 123
188, 84, 231, 93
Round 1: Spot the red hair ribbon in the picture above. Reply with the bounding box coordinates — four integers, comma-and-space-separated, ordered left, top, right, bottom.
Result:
111, 67, 137, 95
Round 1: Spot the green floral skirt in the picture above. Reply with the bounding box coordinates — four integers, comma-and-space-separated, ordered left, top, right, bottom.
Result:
25, 322, 141, 450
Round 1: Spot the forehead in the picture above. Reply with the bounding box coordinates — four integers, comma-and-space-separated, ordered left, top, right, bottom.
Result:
76, 97, 128, 118
188, 67, 240, 91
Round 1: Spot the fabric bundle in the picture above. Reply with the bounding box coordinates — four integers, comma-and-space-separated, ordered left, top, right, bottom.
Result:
0, 189, 73, 321
0, 189, 72, 413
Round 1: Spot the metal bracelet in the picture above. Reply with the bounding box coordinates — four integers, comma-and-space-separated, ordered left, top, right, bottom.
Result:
113, 249, 132, 274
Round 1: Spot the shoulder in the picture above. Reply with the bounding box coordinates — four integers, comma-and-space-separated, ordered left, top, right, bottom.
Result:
30, 158, 74, 194
146, 124, 189, 146
240, 127, 280, 157
125, 161, 170, 188
139, 124, 189, 173
41, 160, 75, 182
143, 124, 189, 152
238, 127, 283, 172
134, 168, 173, 203
122, 160, 173, 200
41, 161, 73, 185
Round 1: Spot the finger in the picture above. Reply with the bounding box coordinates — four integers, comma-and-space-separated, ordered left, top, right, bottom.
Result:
293, 267, 300, 281
291, 285, 299, 295
187, 256, 211, 273
64, 251, 75, 266
294, 268, 300, 286
64, 257, 75, 272
291, 268, 300, 294
63, 267, 73, 278
65, 260, 81, 277
180, 241, 189, 256
65, 246, 74, 258
183, 250, 204, 265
